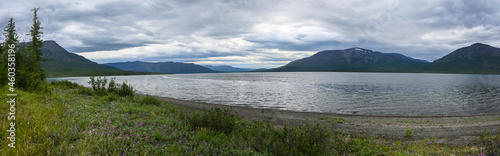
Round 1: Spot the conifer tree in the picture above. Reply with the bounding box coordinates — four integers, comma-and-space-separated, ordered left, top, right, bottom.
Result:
1, 18, 20, 86
19, 7, 46, 90
27, 7, 45, 80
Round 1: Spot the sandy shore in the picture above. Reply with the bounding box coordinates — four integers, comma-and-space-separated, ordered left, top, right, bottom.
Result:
153, 95, 500, 145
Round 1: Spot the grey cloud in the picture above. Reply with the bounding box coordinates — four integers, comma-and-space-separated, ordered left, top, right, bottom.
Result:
3, 0, 500, 67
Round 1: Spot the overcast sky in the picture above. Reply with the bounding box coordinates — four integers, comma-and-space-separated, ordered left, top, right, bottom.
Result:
2, 0, 500, 68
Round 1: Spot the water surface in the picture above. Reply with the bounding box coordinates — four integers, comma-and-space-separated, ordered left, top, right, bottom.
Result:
53, 72, 500, 115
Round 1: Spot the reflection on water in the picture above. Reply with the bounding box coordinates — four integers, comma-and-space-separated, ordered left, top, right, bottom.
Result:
52, 72, 500, 115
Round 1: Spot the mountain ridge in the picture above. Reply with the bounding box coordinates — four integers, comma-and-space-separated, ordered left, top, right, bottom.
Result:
423, 43, 500, 73
105, 61, 217, 74
39, 41, 153, 77
34, 41, 500, 76
203, 65, 255, 72
270, 47, 428, 72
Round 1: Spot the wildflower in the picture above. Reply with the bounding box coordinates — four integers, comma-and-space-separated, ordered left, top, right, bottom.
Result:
345, 138, 350, 142
139, 122, 143, 126
137, 134, 140, 137
137, 141, 140, 144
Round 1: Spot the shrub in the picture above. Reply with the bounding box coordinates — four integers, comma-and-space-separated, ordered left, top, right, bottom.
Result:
75, 86, 93, 95
250, 123, 330, 155
107, 78, 118, 94
51, 80, 79, 89
405, 127, 413, 138
478, 134, 500, 155
88, 76, 107, 95
87, 76, 135, 97
117, 82, 134, 97
187, 108, 238, 134
138, 96, 162, 106
107, 78, 134, 97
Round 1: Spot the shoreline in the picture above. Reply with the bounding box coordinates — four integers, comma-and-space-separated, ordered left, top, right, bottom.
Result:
151, 95, 500, 145
156, 95, 500, 118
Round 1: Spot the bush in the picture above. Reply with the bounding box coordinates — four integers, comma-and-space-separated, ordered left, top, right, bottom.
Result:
88, 76, 107, 95
87, 76, 135, 97
250, 123, 330, 155
51, 80, 79, 89
138, 96, 161, 106
75, 86, 93, 95
478, 134, 500, 155
107, 78, 118, 94
405, 127, 413, 138
117, 82, 134, 97
187, 108, 238, 134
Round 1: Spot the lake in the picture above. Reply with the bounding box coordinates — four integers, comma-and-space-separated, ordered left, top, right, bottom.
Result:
53, 72, 500, 115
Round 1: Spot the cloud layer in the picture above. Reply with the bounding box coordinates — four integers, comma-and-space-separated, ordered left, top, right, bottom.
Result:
2, 0, 500, 68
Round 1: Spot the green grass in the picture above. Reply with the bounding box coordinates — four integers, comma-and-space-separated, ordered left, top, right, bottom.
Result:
0, 81, 496, 155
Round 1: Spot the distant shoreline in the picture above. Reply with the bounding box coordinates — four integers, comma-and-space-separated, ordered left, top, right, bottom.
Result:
150, 94, 500, 145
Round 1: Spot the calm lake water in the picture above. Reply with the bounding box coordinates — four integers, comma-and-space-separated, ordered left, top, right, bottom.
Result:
53, 72, 500, 115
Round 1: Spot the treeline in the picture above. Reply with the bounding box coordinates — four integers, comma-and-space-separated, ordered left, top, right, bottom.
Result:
0, 8, 45, 91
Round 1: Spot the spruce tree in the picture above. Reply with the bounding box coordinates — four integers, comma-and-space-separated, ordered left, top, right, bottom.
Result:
24, 7, 45, 90
1, 18, 20, 86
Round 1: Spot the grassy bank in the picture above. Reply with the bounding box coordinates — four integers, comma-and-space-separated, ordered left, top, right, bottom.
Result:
0, 80, 498, 155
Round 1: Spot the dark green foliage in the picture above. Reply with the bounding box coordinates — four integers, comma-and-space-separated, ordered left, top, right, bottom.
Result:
75, 86, 93, 96
107, 78, 135, 97
107, 77, 117, 93
117, 82, 134, 97
187, 108, 238, 134
478, 134, 500, 155
50, 80, 79, 89
87, 76, 135, 97
1, 8, 46, 91
26, 7, 45, 79
137, 96, 162, 106
88, 76, 108, 95
250, 123, 330, 155
0, 18, 20, 86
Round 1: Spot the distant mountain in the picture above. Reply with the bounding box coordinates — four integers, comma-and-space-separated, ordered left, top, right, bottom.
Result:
424, 43, 500, 74
41, 40, 95, 63
40, 41, 149, 77
270, 47, 428, 72
203, 65, 255, 72
105, 61, 217, 74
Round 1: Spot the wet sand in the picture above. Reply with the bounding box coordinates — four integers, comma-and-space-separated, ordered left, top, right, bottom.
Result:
153, 95, 500, 145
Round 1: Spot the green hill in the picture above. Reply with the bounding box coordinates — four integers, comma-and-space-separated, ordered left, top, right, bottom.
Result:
423, 43, 500, 74
40, 40, 154, 77
270, 47, 428, 72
